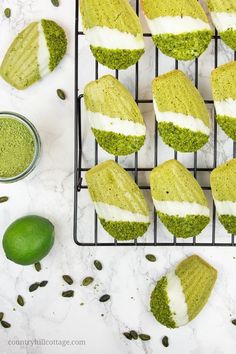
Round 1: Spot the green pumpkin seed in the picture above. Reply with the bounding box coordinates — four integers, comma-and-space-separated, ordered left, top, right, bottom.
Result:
94, 260, 102, 271
130, 330, 138, 340
123, 332, 132, 340
51, 0, 59, 7
39, 281, 48, 288
139, 334, 151, 341
162, 336, 169, 347
63, 275, 73, 285
57, 89, 66, 100
4, 8, 11, 18
99, 294, 110, 302
82, 277, 94, 286
1, 320, 11, 328
0, 313, 4, 321
17, 295, 24, 307
29, 283, 40, 292
62, 290, 74, 298
145, 254, 156, 262
232, 319, 236, 326
34, 262, 41, 272
0, 196, 9, 203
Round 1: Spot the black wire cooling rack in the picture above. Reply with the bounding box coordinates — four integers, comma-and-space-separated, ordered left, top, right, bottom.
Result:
74, 0, 236, 246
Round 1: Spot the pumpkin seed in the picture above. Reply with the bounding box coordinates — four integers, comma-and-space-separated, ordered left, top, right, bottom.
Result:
62, 290, 74, 298
130, 330, 138, 340
82, 277, 94, 286
63, 275, 73, 285
123, 332, 132, 340
99, 294, 110, 302
232, 319, 236, 326
0, 196, 9, 203
17, 295, 24, 307
51, 0, 59, 7
94, 260, 102, 271
57, 89, 66, 100
145, 254, 156, 262
1, 320, 11, 328
4, 8, 11, 18
39, 281, 48, 288
162, 336, 169, 347
139, 334, 151, 341
0, 313, 4, 321
29, 283, 39, 292
34, 262, 41, 272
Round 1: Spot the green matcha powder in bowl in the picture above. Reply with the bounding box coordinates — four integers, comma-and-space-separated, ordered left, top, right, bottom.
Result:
0, 112, 41, 182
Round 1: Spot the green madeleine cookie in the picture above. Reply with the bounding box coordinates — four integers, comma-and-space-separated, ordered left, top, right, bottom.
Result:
150, 160, 210, 238
211, 62, 236, 141
0, 20, 67, 90
84, 75, 146, 156
86, 160, 150, 241
207, 0, 236, 51
150, 255, 217, 328
152, 70, 210, 152
80, 0, 144, 69
141, 0, 213, 60
210, 159, 236, 235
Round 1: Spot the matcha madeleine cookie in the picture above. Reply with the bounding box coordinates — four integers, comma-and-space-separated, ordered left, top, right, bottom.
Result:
84, 75, 146, 156
211, 61, 236, 141
150, 255, 217, 328
141, 0, 213, 60
150, 160, 210, 238
207, 0, 236, 51
1, 20, 67, 90
210, 159, 236, 235
152, 70, 210, 152
80, 0, 144, 69
86, 160, 150, 241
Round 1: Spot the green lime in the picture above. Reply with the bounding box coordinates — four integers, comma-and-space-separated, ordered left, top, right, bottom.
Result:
2, 215, 55, 265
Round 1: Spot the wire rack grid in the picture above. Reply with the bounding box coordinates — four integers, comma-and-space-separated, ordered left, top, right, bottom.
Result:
74, 0, 236, 246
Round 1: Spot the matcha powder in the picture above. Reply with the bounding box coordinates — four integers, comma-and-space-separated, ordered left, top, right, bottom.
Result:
0, 118, 35, 178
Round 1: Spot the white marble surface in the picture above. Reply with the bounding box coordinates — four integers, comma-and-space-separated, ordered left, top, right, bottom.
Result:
0, 1, 236, 353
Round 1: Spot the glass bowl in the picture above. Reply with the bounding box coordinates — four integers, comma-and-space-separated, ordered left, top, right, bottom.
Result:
0, 112, 41, 183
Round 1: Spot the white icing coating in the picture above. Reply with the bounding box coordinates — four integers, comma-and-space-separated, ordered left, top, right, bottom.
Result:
38, 21, 50, 77
210, 12, 236, 32
153, 200, 210, 217
84, 26, 144, 50
214, 200, 236, 216
146, 16, 211, 35
93, 202, 150, 223
153, 100, 210, 136
166, 270, 189, 327
87, 111, 146, 137
214, 99, 236, 118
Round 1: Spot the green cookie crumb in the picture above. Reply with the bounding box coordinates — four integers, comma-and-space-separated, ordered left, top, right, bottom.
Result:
100, 219, 150, 241
219, 215, 236, 235
220, 29, 236, 51
216, 115, 236, 141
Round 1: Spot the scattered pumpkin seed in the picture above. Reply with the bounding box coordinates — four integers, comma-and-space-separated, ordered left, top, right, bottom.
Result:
4, 8, 11, 18
39, 281, 48, 288
99, 294, 110, 302
0, 313, 3, 321
51, 0, 59, 7
145, 254, 156, 262
162, 336, 169, 347
1, 320, 11, 328
57, 89, 66, 100
94, 260, 102, 271
17, 295, 24, 307
82, 277, 94, 286
232, 319, 236, 326
130, 330, 138, 340
29, 283, 40, 292
63, 275, 73, 285
123, 332, 132, 340
34, 262, 41, 272
139, 334, 151, 341
0, 196, 9, 203
62, 290, 74, 298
